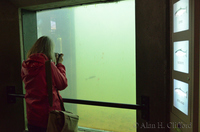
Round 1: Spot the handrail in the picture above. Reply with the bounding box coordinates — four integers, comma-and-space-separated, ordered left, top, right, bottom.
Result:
8, 93, 144, 110
7, 86, 149, 121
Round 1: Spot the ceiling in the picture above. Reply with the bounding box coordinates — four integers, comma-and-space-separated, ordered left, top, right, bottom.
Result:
8, 0, 119, 11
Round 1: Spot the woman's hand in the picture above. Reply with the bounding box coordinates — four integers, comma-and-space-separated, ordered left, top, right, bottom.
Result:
55, 53, 64, 64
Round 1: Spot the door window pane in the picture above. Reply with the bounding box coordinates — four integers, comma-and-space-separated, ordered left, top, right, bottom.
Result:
37, 0, 136, 131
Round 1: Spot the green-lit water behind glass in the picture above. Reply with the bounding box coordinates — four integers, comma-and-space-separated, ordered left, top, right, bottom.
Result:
37, 0, 136, 131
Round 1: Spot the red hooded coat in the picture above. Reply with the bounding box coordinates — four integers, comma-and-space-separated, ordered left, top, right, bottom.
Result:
21, 53, 68, 128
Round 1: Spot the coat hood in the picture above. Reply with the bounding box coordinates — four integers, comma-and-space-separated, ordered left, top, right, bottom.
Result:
21, 53, 49, 78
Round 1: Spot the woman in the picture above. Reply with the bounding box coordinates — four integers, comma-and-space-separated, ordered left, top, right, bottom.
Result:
21, 36, 68, 132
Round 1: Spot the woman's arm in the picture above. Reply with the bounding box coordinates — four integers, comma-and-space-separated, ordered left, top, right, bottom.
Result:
51, 62, 68, 90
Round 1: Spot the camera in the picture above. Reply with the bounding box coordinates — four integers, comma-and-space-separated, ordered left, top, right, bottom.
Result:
55, 53, 62, 64
55, 53, 62, 58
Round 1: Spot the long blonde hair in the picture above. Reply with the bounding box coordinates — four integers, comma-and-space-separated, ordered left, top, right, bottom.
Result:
27, 36, 55, 62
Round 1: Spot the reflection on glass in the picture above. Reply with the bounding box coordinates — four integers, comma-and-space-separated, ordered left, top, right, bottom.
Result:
173, 0, 189, 33
173, 40, 189, 73
175, 7, 187, 17
37, 0, 136, 131
173, 79, 188, 115
175, 88, 187, 98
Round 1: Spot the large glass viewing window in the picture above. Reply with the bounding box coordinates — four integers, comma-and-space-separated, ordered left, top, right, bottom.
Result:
36, 0, 136, 131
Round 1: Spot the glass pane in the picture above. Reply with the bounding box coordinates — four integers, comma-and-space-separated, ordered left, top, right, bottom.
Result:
37, 0, 136, 131
67, 103, 136, 132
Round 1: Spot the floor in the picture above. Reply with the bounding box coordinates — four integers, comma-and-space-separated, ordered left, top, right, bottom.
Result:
23, 126, 112, 132
78, 126, 112, 132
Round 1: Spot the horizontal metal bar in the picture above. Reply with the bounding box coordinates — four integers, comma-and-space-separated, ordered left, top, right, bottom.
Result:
9, 94, 25, 98
8, 93, 144, 110
62, 98, 144, 110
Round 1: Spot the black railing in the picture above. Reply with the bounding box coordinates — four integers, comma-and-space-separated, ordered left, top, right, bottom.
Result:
7, 86, 149, 121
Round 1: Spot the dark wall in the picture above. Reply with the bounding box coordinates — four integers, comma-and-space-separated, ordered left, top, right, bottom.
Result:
0, 0, 25, 131
136, 0, 170, 131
